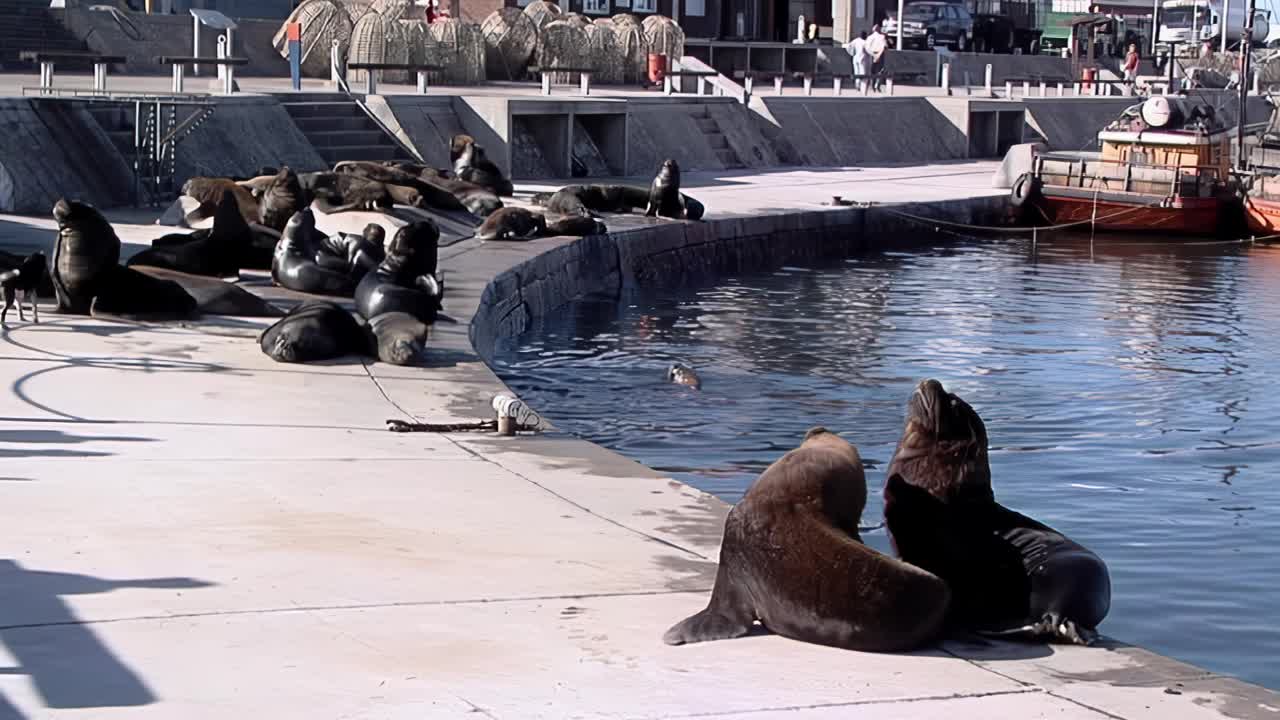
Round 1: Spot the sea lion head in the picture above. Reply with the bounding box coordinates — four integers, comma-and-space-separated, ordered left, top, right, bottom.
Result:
362, 223, 386, 248
268, 331, 300, 364
259, 166, 303, 231
53, 198, 101, 229
888, 379, 992, 503
386, 220, 440, 277
666, 362, 701, 389
658, 158, 680, 183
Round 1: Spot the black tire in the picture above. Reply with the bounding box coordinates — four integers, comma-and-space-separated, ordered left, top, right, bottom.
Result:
926, 30, 936, 50
1011, 172, 1042, 208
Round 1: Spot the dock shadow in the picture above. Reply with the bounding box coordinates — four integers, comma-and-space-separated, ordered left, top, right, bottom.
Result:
0, 559, 215, 710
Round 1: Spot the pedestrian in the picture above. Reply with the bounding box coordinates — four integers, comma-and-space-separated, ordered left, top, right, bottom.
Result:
845, 31, 870, 92
867, 23, 888, 91
1123, 42, 1139, 94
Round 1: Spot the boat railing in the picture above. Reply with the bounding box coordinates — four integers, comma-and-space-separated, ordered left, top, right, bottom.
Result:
1034, 154, 1223, 199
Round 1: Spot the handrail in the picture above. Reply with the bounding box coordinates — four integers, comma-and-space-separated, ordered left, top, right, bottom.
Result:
330, 43, 426, 166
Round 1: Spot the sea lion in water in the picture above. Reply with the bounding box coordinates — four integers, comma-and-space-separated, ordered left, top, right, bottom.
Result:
259, 301, 370, 363
882, 379, 1112, 645
128, 190, 249, 278
367, 311, 428, 365
354, 221, 443, 324
665, 427, 950, 651
666, 362, 701, 389
475, 207, 545, 242
272, 209, 358, 296
453, 139, 514, 197
50, 199, 197, 320
645, 159, 688, 219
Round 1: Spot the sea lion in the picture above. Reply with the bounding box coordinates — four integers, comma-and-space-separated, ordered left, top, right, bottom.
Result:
316, 223, 386, 280
453, 139, 514, 197
272, 209, 357, 296
432, 176, 502, 217
545, 214, 606, 237
354, 221, 443, 324
128, 190, 249, 278
534, 183, 703, 220
253, 166, 307, 231
882, 379, 1112, 645
367, 311, 428, 365
475, 207, 545, 242
301, 172, 396, 214
0, 252, 46, 324
333, 161, 468, 212
132, 267, 283, 317
645, 159, 688, 219
181, 177, 261, 227
449, 134, 474, 164
666, 362, 700, 389
259, 301, 370, 363
50, 199, 197, 320
665, 427, 950, 651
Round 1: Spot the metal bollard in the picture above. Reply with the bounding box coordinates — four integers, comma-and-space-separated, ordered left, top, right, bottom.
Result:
1057, 82, 1064, 96
330, 39, 342, 87
941, 63, 950, 94
581, 72, 591, 96
217, 36, 226, 83
697, 76, 706, 95
984, 64, 993, 96
1005, 80, 1013, 98
365, 68, 377, 95
803, 75, 812, 96
886, 77, 894, 95
774, 75, 783, 94
39, 61, 53, 92
833, 76, 842, 95
662, 74, 672, 95
1039, 81, 1046, 96
543, 72, 553, 96
171, 62, 185, 93
417, 69, 429, 94
93, 62, 108, 92
1022, 80, 1030, 96
745, 75, 754, 95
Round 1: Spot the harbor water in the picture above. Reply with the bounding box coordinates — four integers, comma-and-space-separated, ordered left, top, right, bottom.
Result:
490, 235, 1280, 690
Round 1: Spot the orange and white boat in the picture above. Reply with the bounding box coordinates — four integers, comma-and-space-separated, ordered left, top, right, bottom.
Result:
1244, 145, 1280, 236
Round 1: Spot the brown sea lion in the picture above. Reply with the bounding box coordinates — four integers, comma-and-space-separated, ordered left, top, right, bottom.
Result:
433, 176, 503, 217
301, 172, 397, 214
449, 134, 474, 164
665, 362, 700, 389
544, 214, 606, 237
334, 161, 467, 212
453, 139, 514, 197
665, 427, 950, 651
475, 207, 545, 242
883, 379, 1112, 645
533, 183, 704, 220
252, 166, 307, 231
181, 177, 260, 227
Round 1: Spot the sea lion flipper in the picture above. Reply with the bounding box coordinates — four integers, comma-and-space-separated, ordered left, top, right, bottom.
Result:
663, 560, 754, 646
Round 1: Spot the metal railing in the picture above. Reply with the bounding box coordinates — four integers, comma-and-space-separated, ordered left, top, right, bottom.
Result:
1035, 154, 1226, 198
328, 40, 427, 166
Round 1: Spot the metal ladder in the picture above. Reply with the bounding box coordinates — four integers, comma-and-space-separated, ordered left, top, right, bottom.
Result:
132, 98, 215, 207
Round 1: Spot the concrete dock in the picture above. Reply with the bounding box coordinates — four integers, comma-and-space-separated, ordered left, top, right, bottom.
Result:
0, 165, 1277, 718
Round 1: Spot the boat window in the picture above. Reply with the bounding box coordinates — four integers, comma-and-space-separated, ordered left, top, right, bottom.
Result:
1161, 7, 1207, 27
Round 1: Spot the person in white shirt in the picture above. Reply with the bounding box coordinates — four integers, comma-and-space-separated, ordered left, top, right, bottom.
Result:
866, 24, 887, 91
845, 31, 870, 91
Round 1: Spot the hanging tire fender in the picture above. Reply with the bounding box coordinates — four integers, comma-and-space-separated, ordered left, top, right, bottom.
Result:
1011, 172, 1042, 208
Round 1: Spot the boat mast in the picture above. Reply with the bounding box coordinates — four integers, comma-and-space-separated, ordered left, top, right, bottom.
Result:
1237, 0, 1257, 171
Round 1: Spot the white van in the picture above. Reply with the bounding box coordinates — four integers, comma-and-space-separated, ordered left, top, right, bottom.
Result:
1158, 0, 1269, 49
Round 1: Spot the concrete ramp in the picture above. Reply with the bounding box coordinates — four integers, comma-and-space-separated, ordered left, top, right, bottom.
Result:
1022, 97, 1135, 151
752, 97, 968, 166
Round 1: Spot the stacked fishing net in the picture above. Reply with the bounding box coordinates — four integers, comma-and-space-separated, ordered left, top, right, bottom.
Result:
272, 0, 355, 78
340, 0, 375, 17
402, 20, 443, 70
369, 0, 410, 17
537, 19, 590, 82
561, 12, 592, 28
481, 7, 538, 80
347, 10, 391, 84
522, 0, 563, 33
583, 22, 622, 85
643, 14, 684, 63
430, 18, 487, 85
610, 13, 648, 84
381, 12, 413, 82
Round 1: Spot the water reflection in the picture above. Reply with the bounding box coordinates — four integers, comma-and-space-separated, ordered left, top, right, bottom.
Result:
490, 235, 1280, 691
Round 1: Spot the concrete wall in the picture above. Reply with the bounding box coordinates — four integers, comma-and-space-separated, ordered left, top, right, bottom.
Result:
626, 98, 778, 175
886, 50, 1076, 86
470, 195, 1008, 360
0, 99, 134, 214
751, 97, 968, 165
366, 95, 465, 169
174, 96, 327, 184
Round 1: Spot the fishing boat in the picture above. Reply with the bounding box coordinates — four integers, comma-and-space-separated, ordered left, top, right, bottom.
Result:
1244, 140, 1280, 235
1012, 96, 1240, 236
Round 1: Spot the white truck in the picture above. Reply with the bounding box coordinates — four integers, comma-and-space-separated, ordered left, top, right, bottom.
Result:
1157, 0, 1269, 49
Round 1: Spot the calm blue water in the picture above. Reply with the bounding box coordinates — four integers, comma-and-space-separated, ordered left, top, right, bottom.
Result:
488, 235, 1280, 690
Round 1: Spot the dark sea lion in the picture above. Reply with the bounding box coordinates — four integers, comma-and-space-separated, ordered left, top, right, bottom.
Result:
128, 190, 248, 278
1, 252, 47, 324
433, 177, 502, 217
535, 184, 702, 220
51, 198, 122, 314
645, 159, 688, 219
665, 362, 700, 389
544, 214, 606, 237
132, 267, 283, 317
181, 177, 261, 226
665, 428, 950, 651
316, 223, 386, 280
475, 207, 545, 241
453, 140, 514, 197
88, 265, 198, 322
367, 311, 428, 366
272, 210, 357, 296
334, 161, 467, 212
301, 173, 396, 214
259, 300, 370, 363
354, 221, 443, 324
882, 378, 1112, 645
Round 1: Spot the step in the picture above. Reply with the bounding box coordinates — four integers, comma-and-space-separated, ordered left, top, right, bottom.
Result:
706, 133, 729, 150
715, 148, 743, 168
292, 116, 380, 133
694, 116, 718, 133
283, 102, 367, 119
315, 145, 411, 163
306, 130, 390, 148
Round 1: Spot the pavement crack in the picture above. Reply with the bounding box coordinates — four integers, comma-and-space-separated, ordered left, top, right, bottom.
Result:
650, 688, 1043, 718
360, 359, 416, 421
0, 588, 711, 633
456, 695, 501, 719
446, 436, 710, 562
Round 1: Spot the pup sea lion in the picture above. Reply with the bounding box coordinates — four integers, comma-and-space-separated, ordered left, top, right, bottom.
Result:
666, 362, 700, 389
475, 207, 545, 242
665, 427, 950, 651
132, 267, 283, 318
50, 199, 197, 320
128, 190, 249, 278
259, 301, 370, 363
272, 209, 357, 296
545, 214, 606, 237
883, 379, 1112, 645
453, 139, 514, 197
645, 159, 688, 219
354, 221, 443, 324
368, 311, 428, 365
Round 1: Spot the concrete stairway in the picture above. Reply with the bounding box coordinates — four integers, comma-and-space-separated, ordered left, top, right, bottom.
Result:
0, 0, 90, 70
84, 103, 137, 159
694, 108, 744, 169
277, 93, 415, 167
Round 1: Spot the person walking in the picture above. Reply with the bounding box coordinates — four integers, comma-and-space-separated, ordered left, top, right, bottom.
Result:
845, 31, 870, 93
867, 24, 888, 91
1123, 43, 1139, 95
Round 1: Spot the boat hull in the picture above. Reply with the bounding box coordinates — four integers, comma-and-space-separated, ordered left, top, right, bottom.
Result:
1245, 194, 1280, 236
1031, 189, 1224, 236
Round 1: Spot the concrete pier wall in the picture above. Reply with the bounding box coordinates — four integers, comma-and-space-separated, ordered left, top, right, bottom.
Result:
469, 194, 1007, 359
169, 96, 327, 185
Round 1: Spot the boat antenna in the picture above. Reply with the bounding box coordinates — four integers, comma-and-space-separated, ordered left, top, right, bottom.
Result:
1238, 0, 1258, 171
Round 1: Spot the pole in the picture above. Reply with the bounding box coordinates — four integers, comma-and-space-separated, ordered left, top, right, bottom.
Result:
1222, 0, 1230, 49
1152, 0, 1159, 55
1237, 0, 1256, 171
896, 0, 904, 51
